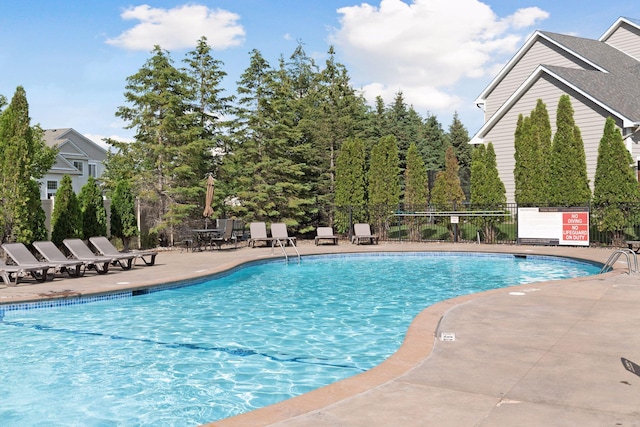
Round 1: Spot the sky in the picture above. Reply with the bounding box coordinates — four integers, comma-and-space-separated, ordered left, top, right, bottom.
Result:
0, 0, 637, 149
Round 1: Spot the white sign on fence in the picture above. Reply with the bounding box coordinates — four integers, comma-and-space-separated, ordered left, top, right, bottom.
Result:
517, 207, 589, 246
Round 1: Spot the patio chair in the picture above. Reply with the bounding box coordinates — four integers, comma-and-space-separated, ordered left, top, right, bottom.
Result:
2, 242, 83, 277
89, 236, 157, 267
0, 259, 53, 285
270, 223, 297, 247
315, 227, 338, 245
232, 219, 247, 242
351, 223, 379, 245
64, 238, 134, 270
34, 240, 110, 275
210, 219, 237, 250
248, 222, 274, 248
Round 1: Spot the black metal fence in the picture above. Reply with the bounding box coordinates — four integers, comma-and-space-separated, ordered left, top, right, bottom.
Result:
318, 202, 640, 247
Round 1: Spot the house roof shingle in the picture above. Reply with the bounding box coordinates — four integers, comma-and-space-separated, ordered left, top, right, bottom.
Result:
473, 23, 640, 141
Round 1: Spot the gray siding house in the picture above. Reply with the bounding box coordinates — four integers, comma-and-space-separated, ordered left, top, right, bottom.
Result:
40, 128, 107, 199
471, 17, 640, 203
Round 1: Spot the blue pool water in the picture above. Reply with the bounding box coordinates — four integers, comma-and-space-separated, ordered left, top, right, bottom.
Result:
0, 252, 600, 426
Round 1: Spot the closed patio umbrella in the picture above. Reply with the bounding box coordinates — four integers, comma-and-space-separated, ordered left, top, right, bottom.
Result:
203, 174, 215, 223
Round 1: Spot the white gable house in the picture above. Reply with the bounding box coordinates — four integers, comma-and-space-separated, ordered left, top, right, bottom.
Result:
40, 128, 107, 199
471, 17, 640, 203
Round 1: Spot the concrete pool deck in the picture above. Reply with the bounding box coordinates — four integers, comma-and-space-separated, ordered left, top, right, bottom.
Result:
1, 242, 638, 426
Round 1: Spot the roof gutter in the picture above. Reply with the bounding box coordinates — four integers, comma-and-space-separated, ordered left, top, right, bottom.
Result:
623, 123, 640, 141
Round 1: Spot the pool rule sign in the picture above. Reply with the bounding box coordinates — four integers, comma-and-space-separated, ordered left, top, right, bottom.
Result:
562, 211, 589, 244
517, 206, 589, 246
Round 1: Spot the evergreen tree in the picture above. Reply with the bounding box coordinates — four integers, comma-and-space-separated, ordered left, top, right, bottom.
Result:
430, 146, 465, 240
420, 114, 448, 191
471, 143, 506, 243
110, 179, 138, 251
51, 175, 82, 246
13, 179, 48, 244
404, 142, 428, 240
0, 86, 56, 243
78, 176, 107, 239
302, 46, 368, 225
222, 49, 315, 232
182, 36, 233, 184
431, 146, 466, 207
448, 112, 473, 200
368, 135, 401, 238
370, 95, 387, 139
548, 95, 591, 205
368, 135, 401, 206
404, 143, 428, 208
115, 45, 194, 244
514, 99, 553, 206
221, 49, 274, 222
593, 117, 640, 244
514, 113, 534, 205
334, 137, 367, 232
384, 92, 418, 174
530, 99, 552, 202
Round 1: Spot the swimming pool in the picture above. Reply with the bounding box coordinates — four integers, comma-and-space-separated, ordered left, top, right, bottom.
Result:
0, 252, 600, 426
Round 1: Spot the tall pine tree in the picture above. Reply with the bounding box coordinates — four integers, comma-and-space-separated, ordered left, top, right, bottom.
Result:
471, 143, 506, 243
514, 99, 553, 206
51, 175, 82, 246
110, 179, 139, 251
368, 135, 400, 238
404, 142, 428, 240
78, 176, 107, 240
404, 143, 428, 208
548, 95, 590, 205
0, 86, 56, 243
593, 117, 640, 244
431, 146, 465, 241
448, 112, 473, 200
334, 137, 367, 232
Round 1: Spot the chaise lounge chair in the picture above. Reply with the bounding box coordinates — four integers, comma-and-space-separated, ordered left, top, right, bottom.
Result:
34, 240, 110, 275
351, 223, 379, 245
270, 223, 297, 247
2, 242, 83, 277
64, 238, 133, 271
315, 226, 338, 245
248, 222, 274, 248
89, 236, 158, 267
0, 259, 53, 285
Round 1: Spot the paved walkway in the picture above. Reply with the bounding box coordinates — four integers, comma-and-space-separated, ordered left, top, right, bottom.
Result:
2, 242, 638, 426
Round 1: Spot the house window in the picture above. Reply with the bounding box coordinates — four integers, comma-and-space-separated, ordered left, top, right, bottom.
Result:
73, 160, 84, 176
88, 163, 97, 178
47, 180, 58, 199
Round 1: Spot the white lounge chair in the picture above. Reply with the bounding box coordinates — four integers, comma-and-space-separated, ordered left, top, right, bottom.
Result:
351, 223, 379, 245
270, 223, 297, 247
248, 222, 274, 247
34, 240, 110, 275
2, 242, 83, 277
89, 236, 157, 267
64, 238, 133, 270
315, 227, 338, 245
0, 256, 53, 284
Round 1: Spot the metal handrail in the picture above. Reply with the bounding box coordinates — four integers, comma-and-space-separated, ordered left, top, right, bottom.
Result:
600, 248, 637, 274
271, 238, 300, 264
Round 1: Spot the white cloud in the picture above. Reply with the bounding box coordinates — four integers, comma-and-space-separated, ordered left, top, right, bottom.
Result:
331, 0, 549, 115
84, 133, 134, 150
504, 7, 549, 29
106, 4, 245, 51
